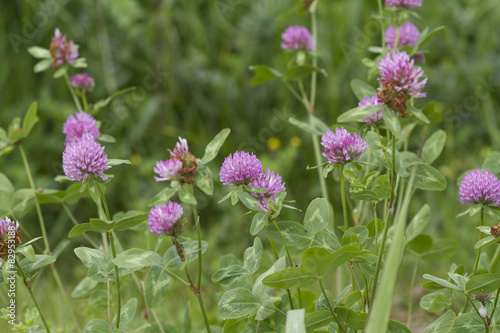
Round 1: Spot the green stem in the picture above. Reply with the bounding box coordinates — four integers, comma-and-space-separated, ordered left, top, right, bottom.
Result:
310, 5, 318, 109
272, 219, 293, 267
340, 165, 348, 230
82, 93, 88, 111
151, 309, 166, 333
309, 114, 329, 201
108, 232, 121, 329
473, 208, 485, 275
163, 266, 190, 287
285, 82, 309, 110
196, 294, 212, 333
319, 279, 346, 333
16, 260, 51, 333
377, 0, 386, 51
407, 257, 420, 327
370, 208, 392, 303
489, 289, 500, 324
19, 145, 50, 253
189, 184, 203, 289
466, 294, 489, 328
61, 203, 100, 249
373, 204, 379, 255
64, 72, 83, 112
390, 136, 396, 207
96, 182, 111, 221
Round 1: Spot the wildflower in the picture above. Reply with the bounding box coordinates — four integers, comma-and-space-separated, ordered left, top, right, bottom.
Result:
385, 0, 422, 8
250, 168, 286, 212
169, 137, 189, 160
321, 128, 367, 165
148, 202, 184, 236
220, 151, 263, 186
62, 111, 100, 145
459, 169, 500, 207
358, 94, 384, 127
281, 26, 316, 51
474, 293, 493, 305
70, 73, 95, 93
377, 50, 427, 116
0, 217, 21, 259
63, 133, 110, 182
154, 159, 183, 182
385, 22, 420, 50
49, 28, 79, 69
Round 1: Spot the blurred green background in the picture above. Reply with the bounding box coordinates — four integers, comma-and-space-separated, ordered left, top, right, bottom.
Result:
1, 0, 500, 331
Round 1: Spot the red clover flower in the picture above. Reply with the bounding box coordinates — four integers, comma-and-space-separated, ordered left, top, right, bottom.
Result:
281, 26, 316, 51
321, 128, 367, 165
70, 73, 95, 93
249, 168, 286, 212
459, 169, 500, 207
220, 151, 263, 186
148, 201, 184, 236
62, 111, 100, 145
63, 133, 110, 182
358, 94, 384, 127
385, 22, 420, 50
49, 28, 79, 69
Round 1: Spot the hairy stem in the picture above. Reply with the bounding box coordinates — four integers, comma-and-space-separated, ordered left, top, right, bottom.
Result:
64, 72, 83, 112
473, 208, 485, 275
340, 165, 348, 230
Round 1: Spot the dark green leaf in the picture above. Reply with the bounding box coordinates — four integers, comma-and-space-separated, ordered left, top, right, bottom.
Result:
301, 247, 333, 277
420, 292, 450, 312
350, 79, 377, 100
410, 163, 447, 191
422, 130, 446, 165
266, 221, 310, 247
262, 267, 317, 289
249, 65, 283, 86
200, 128, 231, 165
218, 287, 260, 319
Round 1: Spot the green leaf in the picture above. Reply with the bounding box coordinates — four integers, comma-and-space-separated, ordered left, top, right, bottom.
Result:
28, 46, 51, 58
243, 237, 263, 275
218, 287, 260, 319
22, 102, 39, 137
422, 310, 455, 333
351, 190, 379, 201
337, 105, 382, 123
474, 235, 498, 250
262, 267, 317, 289
250, 212, 268, 236
312, 230, 341, 251
289, 117, 322, 136
407, 234, 433, 254
107, 159, 131, 166
53, 65, 68, 78
414, 26, 445, 51
382, 106, 401, 140
410, 163, 447, 191
422, 101, 443, 122
16, 245, 35, 261
163, 240, 208, 268
12, 189, 35, 218
72, 277, 98, 298
253, 257, 287, 299
19, 255, 56, 274
249, 65, 283, 86
325, 245, 363, 274
196, 165, 214, 195
447, 273, 468, 291
388, 320, 412, 333
97, 134, 116, 143
68, 223, 106, 238
266, 221, 310, 247
350, 79, 377, 100
465, 273, 500, 294
113, 248, 162, 269
451, 312, 484, 333
113, 212, 148, 231
422, 130, 446, 164
374, 175, 391, 200
422, 274, 461, 291
145, 266, 173, 308
200, 128, 231, 165
406, 204, 430, 242
89, 87, 136, 114
285, 309, 306, 333
74, 247, 111, 283
223, 318, 249, 333
179, 184, 197, 205
112, 298, 137, 330
284, 65, 321, 81
408, 105, 430, 124
33, 58, 53, 73
212, 265, 248, 285
0, 173, 14, 217
236, 191, 261, 211
301, 247, 333, 278
421, 239, 459, 262
83, 319, 110, 333
305, 311, 334, 331
343, 226, 369, 245
334, 307, 366, 330
148, 187, 177, 207
420, 292, 450, 312
303, 198, 330, 237
90, 218, 115, 232
482, 151, 500, 174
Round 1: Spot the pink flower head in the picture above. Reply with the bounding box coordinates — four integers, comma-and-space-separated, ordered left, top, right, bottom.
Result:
281, 25, 316, 51
148, 202, 184, 236
63, 133, 110, 182
385, 22, 420, 50
170, 137, 189, 160
62, 111, 100, 145
49, 28, 79, 69
321, 128, 367, 165
250, 168, 286, 212
70, 73, 95, 93
154, 159, 183, 182
358, 94, 384, 127
385, 0, 422, 8
220, 151, 263, 186
459, 169, 500, 207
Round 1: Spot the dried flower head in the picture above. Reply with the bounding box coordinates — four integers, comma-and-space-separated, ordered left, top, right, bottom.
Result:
321, 128, 367, 165
358, 94, 384, 127
170, 137, 189, 160
377, 50, 427, 116
71, 73, 95, 93
148, 202, 184, 236
385, 0, 422, 8
62, 111, 100, 145
281, 25, 316, 51
154, 159, 183, 182
385, 22, 420, 50
63, 133, 111, 182
459, 169, 500, 207
220, 151, 263, 186
250, 168, 286, 212
49, 28, 79, 69
0, 217, 21, 259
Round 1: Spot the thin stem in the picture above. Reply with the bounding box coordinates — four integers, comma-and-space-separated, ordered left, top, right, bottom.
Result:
19, 145, 50, 253
250, 317, 261, 333
285, 82, 309, 109
340, 165, 348, 230
96, 182, 111, 221
373, 204, 379, 255
377, 0, 386, 51
390, 135, 396, 207
189, 185, 203, 289
82, 93, 88, 111
196, 294, 212, 333
62, 203, 100, 248
64, 72, 83, 112
309, 114, 329, 201
16, 260, 51, 333
489, 289, 500, 324
348, 262, 362, 292
466, 294, 489, 328
370, 209, 392, 303
319, 279, 347, 333
407, 257, 420, 327
163, 266, 190, 287
108, 232, 121, 328
151, 309, 166, 333
310, 5, 318, 109
473, 208, 485, 275
272, 219, 293, 267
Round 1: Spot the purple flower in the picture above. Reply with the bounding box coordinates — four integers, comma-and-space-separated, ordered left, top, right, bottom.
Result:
63, 133, 110, 182
281, 25, 316, 51
385, 22, 420, 50
358, 94, 384, 127
154, 159, 183, 182
220, 151, 263, 186
62, 111, 100, 145
385, 0, 422, 8
0, 217, 21, 258
474, 293, 493, 305
148, 202, 184, 236
321, 128, 367, 165
170, 137, 189, 160
459, 169, 500, 207
49, 28, 79, 69
377, 50, 427, 116
71, 73, 95, 93
0, 217, 19, 237
250, 168, 286, 211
